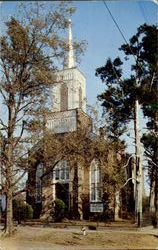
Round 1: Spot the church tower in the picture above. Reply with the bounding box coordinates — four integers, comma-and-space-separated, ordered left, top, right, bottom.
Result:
46, 20, 92, 134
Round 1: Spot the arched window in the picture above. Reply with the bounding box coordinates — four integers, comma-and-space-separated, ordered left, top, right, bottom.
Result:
90, 159, 102, 202
60, 84, 68, 111
79, 86, 82, 109
53, 160, 69, 182
35, 164, 43, 203
53, 160, 70, 209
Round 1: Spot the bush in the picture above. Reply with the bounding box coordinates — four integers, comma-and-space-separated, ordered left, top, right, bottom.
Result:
101, 209, 114, 221
51, 199, 66, 222
13, 199, 33, 223
151, 211, 158, 227
90, 209, 114, 222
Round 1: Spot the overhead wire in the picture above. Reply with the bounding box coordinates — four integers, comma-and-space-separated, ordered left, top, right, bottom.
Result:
102, 0, 137, 63
102, 0, 147, 76
102, 0, 129, 45
103, 0, 128, 43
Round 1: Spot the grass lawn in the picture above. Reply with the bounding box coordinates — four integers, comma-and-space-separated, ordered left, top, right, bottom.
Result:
0, 224, 158, 250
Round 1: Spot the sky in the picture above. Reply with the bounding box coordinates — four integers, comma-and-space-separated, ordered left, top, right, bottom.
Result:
71, 0, 157, 104
0, 0, 157, 192
0, 1, 157, 105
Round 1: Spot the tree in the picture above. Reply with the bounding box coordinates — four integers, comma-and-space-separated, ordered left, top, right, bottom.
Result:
0, 1, 85, 235
27, 127, 126, 221
95, 23, 158, 226
138, 25, 158, 226
141, 133, 157, 214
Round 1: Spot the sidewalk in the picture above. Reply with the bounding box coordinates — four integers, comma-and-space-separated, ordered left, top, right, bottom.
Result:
139, 225, 158, 235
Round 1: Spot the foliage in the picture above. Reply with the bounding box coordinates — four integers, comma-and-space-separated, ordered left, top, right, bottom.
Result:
51, 199, 66, 222
90, 210, 114, 222
95, 24, 157, 141
13, 199, 33, 223
101, 209, 114, 221
0, 1, 86, 235
39, 128, 126, 195
141, 133, 157, 181
95, 23, 158, 219
28, 127, 127, 222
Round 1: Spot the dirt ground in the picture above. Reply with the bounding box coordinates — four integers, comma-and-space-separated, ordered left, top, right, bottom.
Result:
0, 225, 158, 250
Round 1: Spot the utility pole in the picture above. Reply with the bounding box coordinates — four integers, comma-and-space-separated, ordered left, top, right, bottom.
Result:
134, 77, 143, 227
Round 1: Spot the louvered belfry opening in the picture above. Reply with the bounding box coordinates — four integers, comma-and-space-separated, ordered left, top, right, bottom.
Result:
79, 86, 82, 109
60, 84, 68, 111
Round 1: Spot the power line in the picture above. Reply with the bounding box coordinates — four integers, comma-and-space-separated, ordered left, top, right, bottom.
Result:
102, 0, 146, 73
102, 0, 129, 46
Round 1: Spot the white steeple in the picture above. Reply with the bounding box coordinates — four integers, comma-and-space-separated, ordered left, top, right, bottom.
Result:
51, 19, 86, 117
66, 19, 75, 69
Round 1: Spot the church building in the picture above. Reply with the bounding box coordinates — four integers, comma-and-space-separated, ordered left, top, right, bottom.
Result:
26, 20, 134, 221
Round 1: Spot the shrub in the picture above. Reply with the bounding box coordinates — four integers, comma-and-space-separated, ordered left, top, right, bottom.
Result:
90, 209, 114, 222
101, 209, 114, 221
51, 199, 66, 222
13, 199, 33, 223
151, 211, 158, 227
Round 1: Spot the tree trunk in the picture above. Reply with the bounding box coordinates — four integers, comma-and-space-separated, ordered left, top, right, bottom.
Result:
154, 173, 158, 228
5, 187, 14, 235
114, 191, 120, 221
150, 178, 155, 213
4, 94, 15, 235
5, 155, 14, 235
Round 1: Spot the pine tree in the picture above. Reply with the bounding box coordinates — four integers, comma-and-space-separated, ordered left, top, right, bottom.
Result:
96, 24, 158, 226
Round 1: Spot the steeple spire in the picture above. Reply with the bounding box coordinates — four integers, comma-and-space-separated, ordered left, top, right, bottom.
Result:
64, 19, 75, 69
